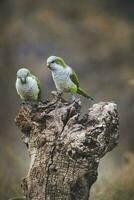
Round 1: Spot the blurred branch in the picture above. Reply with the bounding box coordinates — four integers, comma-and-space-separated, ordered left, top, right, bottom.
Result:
15, 98, 119, 200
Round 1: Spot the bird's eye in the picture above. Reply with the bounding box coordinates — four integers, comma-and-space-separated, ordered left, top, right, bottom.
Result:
51, 61, 55, 64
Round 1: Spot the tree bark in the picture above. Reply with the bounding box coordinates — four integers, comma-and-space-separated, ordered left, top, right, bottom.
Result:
15, 98, 119, 200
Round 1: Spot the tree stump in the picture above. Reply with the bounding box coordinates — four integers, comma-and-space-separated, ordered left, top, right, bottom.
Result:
15, 98, 119, 200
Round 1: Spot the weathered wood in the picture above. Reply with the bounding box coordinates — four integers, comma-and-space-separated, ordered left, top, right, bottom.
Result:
15, 98, 119, 200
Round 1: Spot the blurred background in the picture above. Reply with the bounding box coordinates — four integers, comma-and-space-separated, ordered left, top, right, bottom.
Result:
0, 0, 134, 199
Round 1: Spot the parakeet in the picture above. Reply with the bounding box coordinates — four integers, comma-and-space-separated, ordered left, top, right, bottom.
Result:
46, 56, 93, 100
16, 68, 41, 101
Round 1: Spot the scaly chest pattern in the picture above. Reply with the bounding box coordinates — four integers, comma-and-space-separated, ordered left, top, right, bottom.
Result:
16, 77, 39, 100
52, 67, 74, 92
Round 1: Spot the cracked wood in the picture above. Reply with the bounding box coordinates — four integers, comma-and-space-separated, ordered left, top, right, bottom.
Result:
15, 98, 119, 200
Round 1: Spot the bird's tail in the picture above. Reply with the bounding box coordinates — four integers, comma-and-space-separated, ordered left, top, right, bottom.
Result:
77, 87, 94, 100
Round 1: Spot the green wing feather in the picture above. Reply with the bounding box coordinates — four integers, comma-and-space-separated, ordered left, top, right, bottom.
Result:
31, 75, 41, 100
32, 75, 41, 90
70, 70, 79, 87
70, 69, 94, 100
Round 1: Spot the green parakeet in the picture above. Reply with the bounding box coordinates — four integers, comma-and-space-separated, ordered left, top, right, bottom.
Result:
46, 56, 93, 101
16, 68, 41, 101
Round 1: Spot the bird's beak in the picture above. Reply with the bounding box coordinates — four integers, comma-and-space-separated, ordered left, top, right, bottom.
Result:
21, 77, 26, 84
46, 63, 50, 69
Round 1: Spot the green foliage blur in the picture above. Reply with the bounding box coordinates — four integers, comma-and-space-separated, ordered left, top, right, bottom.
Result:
0, 0, 134, 199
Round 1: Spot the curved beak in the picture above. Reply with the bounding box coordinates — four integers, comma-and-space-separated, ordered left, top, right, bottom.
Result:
21, 77, 26, 84
46, 63, 50, 69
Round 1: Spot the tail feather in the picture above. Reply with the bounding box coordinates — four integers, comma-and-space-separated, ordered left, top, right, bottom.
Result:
77, 87, 94, 100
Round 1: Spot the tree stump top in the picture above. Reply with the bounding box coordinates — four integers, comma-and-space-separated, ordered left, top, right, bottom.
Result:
15, 98, 119, 200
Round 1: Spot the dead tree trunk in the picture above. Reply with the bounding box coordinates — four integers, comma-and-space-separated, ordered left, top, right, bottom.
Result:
15, 98, 119, 200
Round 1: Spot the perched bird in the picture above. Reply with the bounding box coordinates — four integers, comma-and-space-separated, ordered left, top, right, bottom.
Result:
46, 56, 93, 101
16, 68, 41, 101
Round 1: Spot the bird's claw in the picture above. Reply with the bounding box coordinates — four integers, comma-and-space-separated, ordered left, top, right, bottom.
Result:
20, 101, 27, 106
20, 101, 39, 108
51, 91, 63, 99
51, 91, 57, 96
29, 101, 39, 108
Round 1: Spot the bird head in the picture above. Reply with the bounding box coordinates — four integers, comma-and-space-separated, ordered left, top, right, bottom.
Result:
17, 68, 31, 84
46, 56, 66, 71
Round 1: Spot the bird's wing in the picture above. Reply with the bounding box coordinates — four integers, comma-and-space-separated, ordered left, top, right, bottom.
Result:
32, 75, 41, 100
32, 75, 41, 91
70, 69, 79, 87
36, 77, 41, 91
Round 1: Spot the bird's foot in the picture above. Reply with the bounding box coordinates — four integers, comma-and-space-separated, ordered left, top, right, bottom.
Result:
51, 91, 63, 99
51, 91, 58, 97
69, 95, 81, 105
57, 91, 63, 99
20, 101, 39, 108
20, 101, 28, 106
71, 95, 76, 102
29, 101, 39, 108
